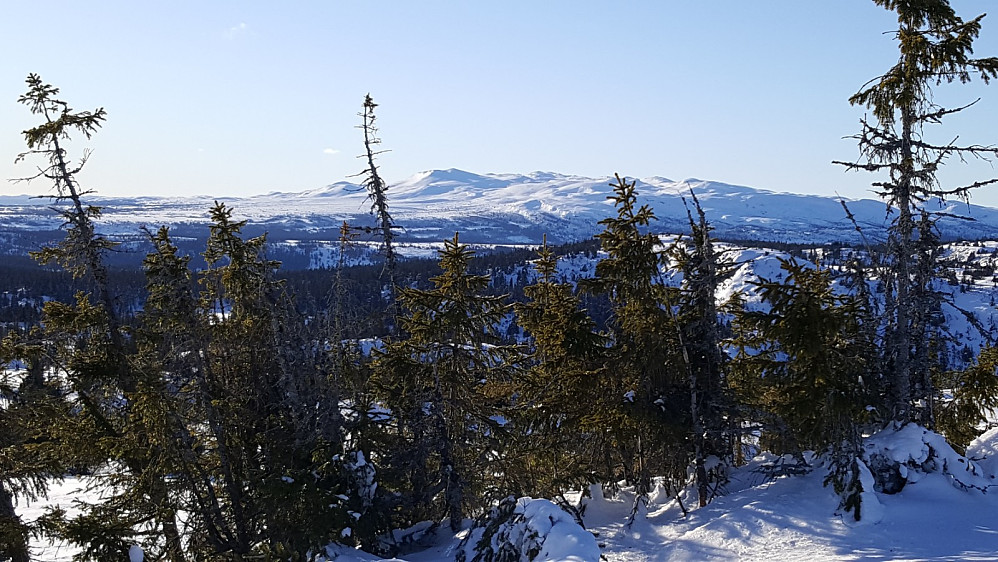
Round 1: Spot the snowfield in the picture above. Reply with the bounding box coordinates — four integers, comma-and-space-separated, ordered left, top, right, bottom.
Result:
24, 427, 998, 561
585, 452, 998, 561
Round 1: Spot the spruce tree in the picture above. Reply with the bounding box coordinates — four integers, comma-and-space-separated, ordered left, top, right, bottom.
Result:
9, 74, 193, 560
373, 233, 514, 532
730, 259, 871, 517
512, 237, 609, 497
0, 334, 63, 562
137, 212, 371, 559
582, 175, 689, 499
732, 259, 869, 454
935, 346, 998, 451
198, 202, 328, 557
357, 94, 399, 329
15, 75, 126, 370
673, 193, 733, 506
834, 0, 998, 424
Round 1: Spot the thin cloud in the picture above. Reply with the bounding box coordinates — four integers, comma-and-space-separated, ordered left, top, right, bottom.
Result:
226, 22, 248, 39
323, 148, 340, 155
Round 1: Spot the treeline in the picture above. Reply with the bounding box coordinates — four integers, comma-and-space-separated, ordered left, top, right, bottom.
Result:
0, 239, 596, 340
0, 231, 855, 341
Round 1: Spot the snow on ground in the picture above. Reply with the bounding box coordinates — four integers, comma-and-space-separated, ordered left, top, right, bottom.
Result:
303, 442, 998, 561
21, 477, 88, 562
317, 429, 998, 561
582, 456, 998, 561
22, 432, 998, 561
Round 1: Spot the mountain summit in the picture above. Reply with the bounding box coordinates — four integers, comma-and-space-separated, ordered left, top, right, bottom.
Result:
4, 169, 998, 247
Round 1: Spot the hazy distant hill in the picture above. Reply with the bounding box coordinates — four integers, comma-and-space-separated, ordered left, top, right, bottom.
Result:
4, 169, 998, 264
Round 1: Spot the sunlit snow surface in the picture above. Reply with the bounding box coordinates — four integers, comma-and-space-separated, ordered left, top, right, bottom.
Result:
6, 169, 998, 250
25, 428, 998, 561
20, 477, 88, 561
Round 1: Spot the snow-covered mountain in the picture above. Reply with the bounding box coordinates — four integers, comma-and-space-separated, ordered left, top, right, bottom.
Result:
4, 169, 998, 255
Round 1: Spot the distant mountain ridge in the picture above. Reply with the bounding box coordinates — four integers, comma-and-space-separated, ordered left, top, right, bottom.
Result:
4, 169, 998, 253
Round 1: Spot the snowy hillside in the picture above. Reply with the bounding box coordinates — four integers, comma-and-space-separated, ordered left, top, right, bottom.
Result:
486, 238, 998, 371
5, 170, 998, 261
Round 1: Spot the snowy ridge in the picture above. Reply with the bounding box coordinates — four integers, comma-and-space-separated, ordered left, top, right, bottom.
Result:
5, 170, 998, 255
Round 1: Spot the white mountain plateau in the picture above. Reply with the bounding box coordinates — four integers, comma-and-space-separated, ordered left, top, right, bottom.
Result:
4, 169, 998, 262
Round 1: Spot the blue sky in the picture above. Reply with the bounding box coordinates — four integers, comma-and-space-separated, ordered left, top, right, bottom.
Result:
5, 1, 998, 206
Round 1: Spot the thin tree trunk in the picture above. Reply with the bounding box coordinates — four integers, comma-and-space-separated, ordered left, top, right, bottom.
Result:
891, 107, 915, 423
0, 483, 29, 562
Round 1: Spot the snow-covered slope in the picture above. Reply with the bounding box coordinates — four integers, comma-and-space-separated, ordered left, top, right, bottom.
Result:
5, 170, 998, 254
489, 238, 998, 371
330, 425, 998, 560
27, 429, 998, 561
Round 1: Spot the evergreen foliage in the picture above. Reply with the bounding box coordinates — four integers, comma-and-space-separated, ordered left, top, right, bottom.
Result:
935, 346, 998, 451
834, 0, 998, 424
0, 332, 62, 562
730, 259, 873, 518
5, 74, 180, 560
373, 234, 515, 533
357, 94, 399, 329
511, 237, 609, 497
673, 193, 734, 506
732, 260, 870, 455
582, 175, 688, 496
